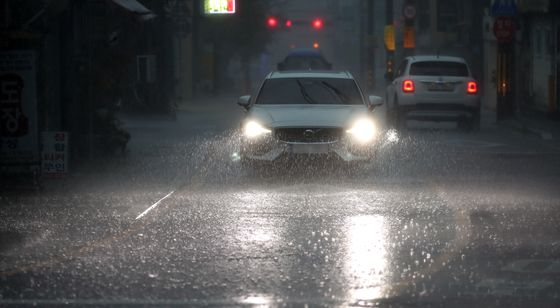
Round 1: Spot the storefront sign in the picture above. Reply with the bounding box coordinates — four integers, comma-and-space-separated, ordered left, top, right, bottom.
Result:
41, 132, 69, 176
403, 26, 416, 49
493, 16, 516, 43
491, 0, 518, 17
0, 50, 39, 165
403, 4, 417, 20
384, 25, 396, 51
204, 0, 235, 15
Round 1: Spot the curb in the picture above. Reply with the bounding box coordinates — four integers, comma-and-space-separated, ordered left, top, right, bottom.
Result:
526, 127, 553, 140
500, 121, 554, 140
176, 101, 241, 114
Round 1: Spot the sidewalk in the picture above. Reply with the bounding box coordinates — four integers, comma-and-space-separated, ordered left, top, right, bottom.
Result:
492, 108, 560, 141
175, 93, 241, 114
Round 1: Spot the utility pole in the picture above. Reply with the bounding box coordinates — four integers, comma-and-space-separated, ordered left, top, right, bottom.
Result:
497, 40, 515, 120
366, 0, 375, 93
402, 0, 416, 58
192, 0, 200, 98
491, 0, 517, 121
87, 0, 94, 160
385, 0, 394, 85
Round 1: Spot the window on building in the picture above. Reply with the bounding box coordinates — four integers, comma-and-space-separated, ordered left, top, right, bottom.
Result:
437, 0, 458, 32
545, 29, 552, 56
137, 55, 157, 83
417, 0, 430, 31
557, 25, 560, 55
535, 28, 542, 56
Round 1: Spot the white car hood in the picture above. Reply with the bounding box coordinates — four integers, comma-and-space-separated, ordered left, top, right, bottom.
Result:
247, 105, 370, 128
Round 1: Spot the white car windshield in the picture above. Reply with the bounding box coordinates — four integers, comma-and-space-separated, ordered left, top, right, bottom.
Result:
256, 78, 363, 105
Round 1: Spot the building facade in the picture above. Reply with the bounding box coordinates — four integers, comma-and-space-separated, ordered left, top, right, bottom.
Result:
516, 0, 560, 116
1, 0, 193, 165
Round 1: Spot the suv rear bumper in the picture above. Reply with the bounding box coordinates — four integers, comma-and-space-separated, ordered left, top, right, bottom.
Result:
398, 103, 480, 121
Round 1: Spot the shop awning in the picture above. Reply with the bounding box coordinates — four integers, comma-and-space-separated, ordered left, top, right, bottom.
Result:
110, 0, 157, 21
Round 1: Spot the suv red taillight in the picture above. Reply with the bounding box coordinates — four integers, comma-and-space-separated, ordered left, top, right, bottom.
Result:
467, 81, 478, 94
402, 80, 415, 93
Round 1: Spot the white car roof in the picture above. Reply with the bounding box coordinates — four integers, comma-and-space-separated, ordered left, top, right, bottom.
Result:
268, 71, 354, 80
406, 55, 467, 64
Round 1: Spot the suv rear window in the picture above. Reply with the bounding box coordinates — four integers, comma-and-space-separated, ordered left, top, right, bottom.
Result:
256, 78, 363, 105
409, 61, 469, 77
281, 56, 331, 70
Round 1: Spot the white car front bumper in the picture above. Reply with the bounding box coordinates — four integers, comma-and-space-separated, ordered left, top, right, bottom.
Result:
241, 138, 376, 162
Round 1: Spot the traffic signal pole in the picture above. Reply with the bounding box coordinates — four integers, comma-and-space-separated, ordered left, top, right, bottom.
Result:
402, 0, 416, 58
497, 41, 515, 120
385, 0, 394, 85
491, 1, 518, 121
366, 0, 375, 93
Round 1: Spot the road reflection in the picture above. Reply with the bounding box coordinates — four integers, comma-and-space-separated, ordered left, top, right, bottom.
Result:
238, 295, 274, 305
230, 191, 280, 249
345, 215, 388, 301
224, 184, 458, 303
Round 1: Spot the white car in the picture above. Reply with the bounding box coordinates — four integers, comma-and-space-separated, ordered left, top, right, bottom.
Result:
386, 55, 481, 131
237, 71, 383, 165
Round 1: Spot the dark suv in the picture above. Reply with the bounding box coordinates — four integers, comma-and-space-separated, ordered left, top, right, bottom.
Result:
277, 49, 333, 71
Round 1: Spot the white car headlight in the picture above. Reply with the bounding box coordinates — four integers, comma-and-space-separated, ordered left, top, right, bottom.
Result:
346, 119, 377, 143
243, 120, 271, 138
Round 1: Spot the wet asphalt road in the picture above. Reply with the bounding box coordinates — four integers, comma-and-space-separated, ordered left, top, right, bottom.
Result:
1, 98, 560, 307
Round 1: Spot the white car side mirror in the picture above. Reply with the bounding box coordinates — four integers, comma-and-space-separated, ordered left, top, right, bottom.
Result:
367, 95, 384, 110
237, 95, 251, 110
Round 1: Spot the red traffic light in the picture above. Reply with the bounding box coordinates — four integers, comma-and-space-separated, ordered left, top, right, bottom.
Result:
285, 19, 293, 28
267, 17, 278, 28
312, 18, 324, 30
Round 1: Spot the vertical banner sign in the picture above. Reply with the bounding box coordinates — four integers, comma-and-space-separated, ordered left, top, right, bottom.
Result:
204, 0, 235, 15
403, 26, 416, 49
41, 132, 69, 176
384, 25, 396, 51
493, 16, 515, 43
0, 50, 39, 165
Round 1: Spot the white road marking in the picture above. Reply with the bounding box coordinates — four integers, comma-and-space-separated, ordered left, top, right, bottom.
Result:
135, 191, 175, 220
